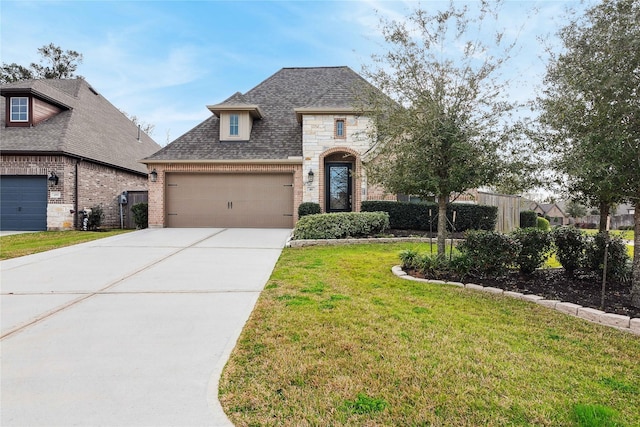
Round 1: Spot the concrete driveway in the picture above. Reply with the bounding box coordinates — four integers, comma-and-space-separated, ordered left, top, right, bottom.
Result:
1, 228, 291, 426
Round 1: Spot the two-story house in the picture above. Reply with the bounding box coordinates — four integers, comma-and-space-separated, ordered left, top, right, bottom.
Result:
1, 78, 161, 230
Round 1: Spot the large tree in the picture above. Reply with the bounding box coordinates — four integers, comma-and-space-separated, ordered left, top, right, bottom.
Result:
538, 0, 640, 306
1, 43, 83, 83
358, 1, 523, 255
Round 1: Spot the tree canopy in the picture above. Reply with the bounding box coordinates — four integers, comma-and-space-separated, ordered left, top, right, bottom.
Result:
538, 0, 640, 306
358, 0, 524, 255
1, 43, 83, 83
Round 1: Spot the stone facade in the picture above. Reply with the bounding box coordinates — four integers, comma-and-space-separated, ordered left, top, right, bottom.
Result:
1, 154, 148, 230
301, 114, 395, 212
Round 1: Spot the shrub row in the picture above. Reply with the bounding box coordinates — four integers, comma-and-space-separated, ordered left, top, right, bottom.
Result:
361, 201, 497, 232
401, 226, 631, 281
292, 212, 390, 240
553, 227, 631, 280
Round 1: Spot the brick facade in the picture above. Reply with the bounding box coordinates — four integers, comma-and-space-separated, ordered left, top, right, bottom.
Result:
146, 162, 303, 228
1, 154, 148, 230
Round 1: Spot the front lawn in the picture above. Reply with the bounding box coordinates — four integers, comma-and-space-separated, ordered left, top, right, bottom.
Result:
0, 230, 132, 260
219, 243, 640, 426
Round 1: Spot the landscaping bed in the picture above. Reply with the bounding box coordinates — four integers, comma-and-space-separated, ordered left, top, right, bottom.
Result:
406, 267, 640, 318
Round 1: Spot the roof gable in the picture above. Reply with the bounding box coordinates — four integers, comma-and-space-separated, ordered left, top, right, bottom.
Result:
145, 66, 375, 162
1, 78, 161, 174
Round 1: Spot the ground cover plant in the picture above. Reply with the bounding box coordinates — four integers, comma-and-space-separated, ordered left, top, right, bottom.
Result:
219, 243, 640, 426
0, 230, 131, 260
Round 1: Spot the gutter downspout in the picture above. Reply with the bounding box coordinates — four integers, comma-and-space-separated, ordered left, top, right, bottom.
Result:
74, 158, 82, 229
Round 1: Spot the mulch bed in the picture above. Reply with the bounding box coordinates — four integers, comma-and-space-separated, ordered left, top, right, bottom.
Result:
390, 229, 639, 318
406, 267, 640, 318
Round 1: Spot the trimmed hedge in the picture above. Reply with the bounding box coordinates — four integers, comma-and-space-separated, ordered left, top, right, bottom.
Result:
292, 212, 390, 240
520, 210, 538, 228
298, 202, 321, 217
537, 216, 551, 231
361, 200, 497, 232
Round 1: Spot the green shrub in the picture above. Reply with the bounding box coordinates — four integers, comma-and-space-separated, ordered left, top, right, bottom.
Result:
537, 216, 551, 231
292, 212, 389, 240
586, 232, 631, 281
399, 249, 420, 270
399, 250, 471, 280
510, 228, 553, 275
520, 210, 538, 228
131, 202, 148, 229
298, 202, 321, 217
361, 201, 497, 232
87, 205, 104, 231
459, 230, 520, 277
552, 226, 587, 277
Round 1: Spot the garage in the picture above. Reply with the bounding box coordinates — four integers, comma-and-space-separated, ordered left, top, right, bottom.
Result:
165, 173, 294, 228
0, 175, 48, 231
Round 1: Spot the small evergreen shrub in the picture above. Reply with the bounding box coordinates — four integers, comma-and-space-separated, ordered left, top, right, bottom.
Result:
510, 228, 553, 275
87, 205, 104, 231
552, 226, 587, 277
292, 212, 389, 240
537, 216, 551, 231
399, 251, 471, 280
459, 230, 520, 276
298, 202, 321, 217
520, 210, 538, 228
586, 232, 631, 281
131, 202, 148, 229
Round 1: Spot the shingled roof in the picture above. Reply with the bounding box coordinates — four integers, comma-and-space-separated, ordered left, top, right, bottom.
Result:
144, 66, 373, 162
1, 78, 161, 174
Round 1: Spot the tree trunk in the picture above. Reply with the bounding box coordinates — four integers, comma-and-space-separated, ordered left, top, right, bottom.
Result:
437, 195, 448, 256
598, 201, 610, 231
631, 202, 640, 308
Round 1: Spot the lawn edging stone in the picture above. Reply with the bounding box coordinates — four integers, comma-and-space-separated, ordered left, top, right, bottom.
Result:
392, 265, 640, 336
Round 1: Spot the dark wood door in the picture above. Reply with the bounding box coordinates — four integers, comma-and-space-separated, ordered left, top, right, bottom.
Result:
325, 163, 352, 213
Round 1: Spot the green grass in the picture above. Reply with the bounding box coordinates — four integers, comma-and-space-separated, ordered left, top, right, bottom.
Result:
0, 230, 132, 260
219, 243, 640, 426
583, 229, 634, 241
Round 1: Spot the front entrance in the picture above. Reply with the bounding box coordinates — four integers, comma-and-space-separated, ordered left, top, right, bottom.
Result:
325, 163, 352, 212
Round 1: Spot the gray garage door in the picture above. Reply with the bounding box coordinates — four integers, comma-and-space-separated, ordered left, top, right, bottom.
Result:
165, 173, 294, 228
0, 175, 48, 231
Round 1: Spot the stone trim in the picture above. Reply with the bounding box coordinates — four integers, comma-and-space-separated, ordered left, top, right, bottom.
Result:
391, 265, 640, 336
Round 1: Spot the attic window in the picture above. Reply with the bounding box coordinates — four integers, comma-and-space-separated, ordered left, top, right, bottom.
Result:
10, 97, 29, 122
229, 114, 239, 136
335, 118, 346, 139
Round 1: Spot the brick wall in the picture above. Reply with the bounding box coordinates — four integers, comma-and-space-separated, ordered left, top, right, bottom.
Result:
146, 162, 303, 228
1, 154, 148, 230
77, 161, 148, 228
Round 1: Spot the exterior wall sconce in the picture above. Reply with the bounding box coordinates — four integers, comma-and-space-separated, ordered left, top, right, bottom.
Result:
307, 169, 314, 183
47, 171, 59, 186
149, 169, 158, 182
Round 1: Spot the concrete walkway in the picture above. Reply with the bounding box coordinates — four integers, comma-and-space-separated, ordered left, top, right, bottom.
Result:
1, 228, 291, 426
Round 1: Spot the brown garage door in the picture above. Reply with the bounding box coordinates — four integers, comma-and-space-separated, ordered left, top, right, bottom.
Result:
165, 173, 294, 228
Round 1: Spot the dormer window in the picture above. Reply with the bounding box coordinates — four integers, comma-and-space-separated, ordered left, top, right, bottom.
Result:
10, 97, 29, 122
207, 102, 264, 142
229, 114, 239, 136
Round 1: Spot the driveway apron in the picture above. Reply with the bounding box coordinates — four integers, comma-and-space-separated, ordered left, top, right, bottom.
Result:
1, 228, 291, 426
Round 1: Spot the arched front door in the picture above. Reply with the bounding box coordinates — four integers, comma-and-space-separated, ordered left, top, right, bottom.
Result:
325, 162, 352, 212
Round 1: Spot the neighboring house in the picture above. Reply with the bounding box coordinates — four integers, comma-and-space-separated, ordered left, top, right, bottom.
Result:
1, 78, 161, 230
142, 66, 396, 229
523, 201, 569, 226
